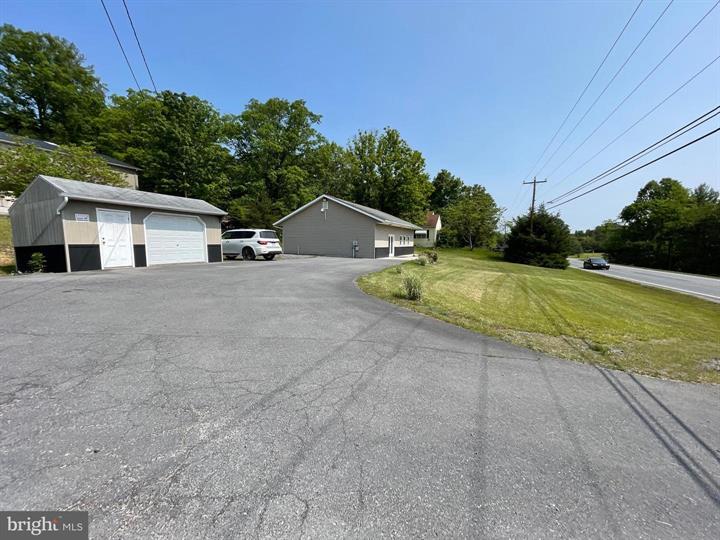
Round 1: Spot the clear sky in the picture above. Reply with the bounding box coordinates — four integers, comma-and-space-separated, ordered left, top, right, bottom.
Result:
3, 0, 719, 230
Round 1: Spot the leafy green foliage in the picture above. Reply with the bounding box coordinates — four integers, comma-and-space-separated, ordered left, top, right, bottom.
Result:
401, 273, 423, 300
28, 252, 46, 273
346, 127, 432, 225
225, 98, 335, 227
0, 143, 126, 193
0, 24, 106, 144
505, 206, 572, 269
443, 185, 501, 249
609, 178, 720, 275
429, 169, 463, 211
96, 90, 232, 206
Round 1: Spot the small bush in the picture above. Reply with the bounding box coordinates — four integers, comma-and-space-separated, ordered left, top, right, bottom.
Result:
417, 254, 428, 266
426, 250, 439, 263
402, 274, 423, 301
393, 264, 403, 274
28, 252, 46, 273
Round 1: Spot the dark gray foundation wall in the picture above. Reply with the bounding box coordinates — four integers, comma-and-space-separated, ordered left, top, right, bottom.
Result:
208, 244, 222, 262
68, 245, 101, 272
374, 246, 415, 258
14, 245, 67, 273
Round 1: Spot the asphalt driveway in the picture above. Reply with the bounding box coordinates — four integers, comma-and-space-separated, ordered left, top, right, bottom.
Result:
1, 256, 718, 538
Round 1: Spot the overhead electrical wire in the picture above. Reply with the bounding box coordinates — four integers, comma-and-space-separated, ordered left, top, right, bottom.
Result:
546, 127, 720, 209
545, 54, 720, 198
544, 0, 720, 181
122, 0, 159, 93
99, 0, 141, 91
547, 106, 720, 205
523, 0, 644, 182
534, 0, 674, 178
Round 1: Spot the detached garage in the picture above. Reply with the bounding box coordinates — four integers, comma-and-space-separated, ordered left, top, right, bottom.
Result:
10, 175, 226, 272
274, 194, 420, 259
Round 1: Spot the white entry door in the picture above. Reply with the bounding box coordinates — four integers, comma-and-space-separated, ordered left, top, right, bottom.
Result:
145, 213, 206, 265
388, 234, 395, 257
97, 209, 134, 268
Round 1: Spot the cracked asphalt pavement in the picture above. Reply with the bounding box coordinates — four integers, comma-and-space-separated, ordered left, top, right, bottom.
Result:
1, 256, 719, 538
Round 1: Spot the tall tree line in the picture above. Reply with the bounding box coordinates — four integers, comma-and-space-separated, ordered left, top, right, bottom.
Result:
0, 24, 499, 244
572, 178, 720, 275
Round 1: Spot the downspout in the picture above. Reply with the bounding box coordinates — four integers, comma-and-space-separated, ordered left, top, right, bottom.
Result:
57, 197, 71, 272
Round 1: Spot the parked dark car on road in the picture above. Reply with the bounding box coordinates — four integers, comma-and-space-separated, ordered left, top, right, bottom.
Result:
583, 257, 610, 270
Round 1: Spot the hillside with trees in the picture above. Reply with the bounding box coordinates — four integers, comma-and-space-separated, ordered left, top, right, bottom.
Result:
0, 24, 499, 244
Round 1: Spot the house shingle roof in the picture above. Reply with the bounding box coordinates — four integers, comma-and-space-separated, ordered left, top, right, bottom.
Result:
426, 212, 440, 228
0, 131, 141, 171
39, 175, 226, 216
274, 194, 422, 230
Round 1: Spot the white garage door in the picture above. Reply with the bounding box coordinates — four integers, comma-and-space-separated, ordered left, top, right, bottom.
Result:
145, 214, 206, 265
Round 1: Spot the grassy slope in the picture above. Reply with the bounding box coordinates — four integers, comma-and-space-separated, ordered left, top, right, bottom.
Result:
0, 216, 14, 274
358, 248, 720, 384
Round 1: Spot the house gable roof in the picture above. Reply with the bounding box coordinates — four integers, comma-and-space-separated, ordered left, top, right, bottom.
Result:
34, 175, 226, 216
426, 212, 440, 228
0, 131, 141, 172
274, 194, 422, 230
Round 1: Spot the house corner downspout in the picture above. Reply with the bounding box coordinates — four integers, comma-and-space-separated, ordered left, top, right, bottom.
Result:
57, 196, 71, 272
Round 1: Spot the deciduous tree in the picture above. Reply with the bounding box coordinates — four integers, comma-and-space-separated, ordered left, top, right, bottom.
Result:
0, 143, 125, 193
0, 25, 106, 143
97, 90, 231, 206
443, 185, 500, 249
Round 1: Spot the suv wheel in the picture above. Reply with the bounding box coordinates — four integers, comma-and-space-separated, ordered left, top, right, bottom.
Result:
242, 247, 256, 261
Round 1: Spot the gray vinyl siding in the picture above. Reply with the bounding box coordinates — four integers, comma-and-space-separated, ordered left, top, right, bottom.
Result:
8, 177, 64, 246
280, 198, 375, 258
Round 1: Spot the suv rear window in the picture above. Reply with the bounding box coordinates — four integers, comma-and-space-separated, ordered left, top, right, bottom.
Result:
223, 231, 256, 239
259, 231, 278, 239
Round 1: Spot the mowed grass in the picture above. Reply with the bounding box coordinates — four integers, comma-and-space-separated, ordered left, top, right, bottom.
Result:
358, 248, 720, 384
0, 216, 14, 275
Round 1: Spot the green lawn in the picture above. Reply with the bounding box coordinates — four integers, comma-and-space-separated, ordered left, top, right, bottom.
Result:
358, 248, 720, 384
0, 216, 15, 274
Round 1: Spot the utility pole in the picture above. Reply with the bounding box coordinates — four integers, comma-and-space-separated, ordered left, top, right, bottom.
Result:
523, 176, 547, 234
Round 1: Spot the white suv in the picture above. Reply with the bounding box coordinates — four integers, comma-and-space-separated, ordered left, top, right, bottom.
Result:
222, 229, 282, 261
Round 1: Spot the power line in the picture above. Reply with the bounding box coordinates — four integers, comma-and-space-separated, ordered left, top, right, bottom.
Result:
544, 0, 720, 181
535, 0, 674, 178
546, 127, 720, 209
122, 0, 158, 93
545, 54, 720, 198
524, 0, 644, 181
99, 0, 141, 91
547, 106, 720, 204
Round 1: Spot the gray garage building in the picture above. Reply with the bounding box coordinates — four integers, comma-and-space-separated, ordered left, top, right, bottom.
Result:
10, 175, 226, 272
274, 194, 420, 258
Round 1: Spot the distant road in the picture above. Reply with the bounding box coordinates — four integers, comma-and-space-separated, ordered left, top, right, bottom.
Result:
569, 258, 720, 303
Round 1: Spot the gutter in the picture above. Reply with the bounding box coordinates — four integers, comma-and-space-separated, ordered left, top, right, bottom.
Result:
59, 194, 227, 216
56, 196, 69, 215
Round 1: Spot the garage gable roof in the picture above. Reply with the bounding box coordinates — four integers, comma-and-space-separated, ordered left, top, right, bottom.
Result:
274, 194, 421, 230
38, 175, 227, 216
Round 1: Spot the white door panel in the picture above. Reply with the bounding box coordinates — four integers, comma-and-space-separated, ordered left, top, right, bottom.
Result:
145, 214, 206, 265
97, 209, 133, 268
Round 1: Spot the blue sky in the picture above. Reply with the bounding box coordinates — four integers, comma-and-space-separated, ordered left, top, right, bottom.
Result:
3, 0, 719, 230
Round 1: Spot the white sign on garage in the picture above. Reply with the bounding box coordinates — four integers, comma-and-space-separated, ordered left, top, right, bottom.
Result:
144, 213, 207, 266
